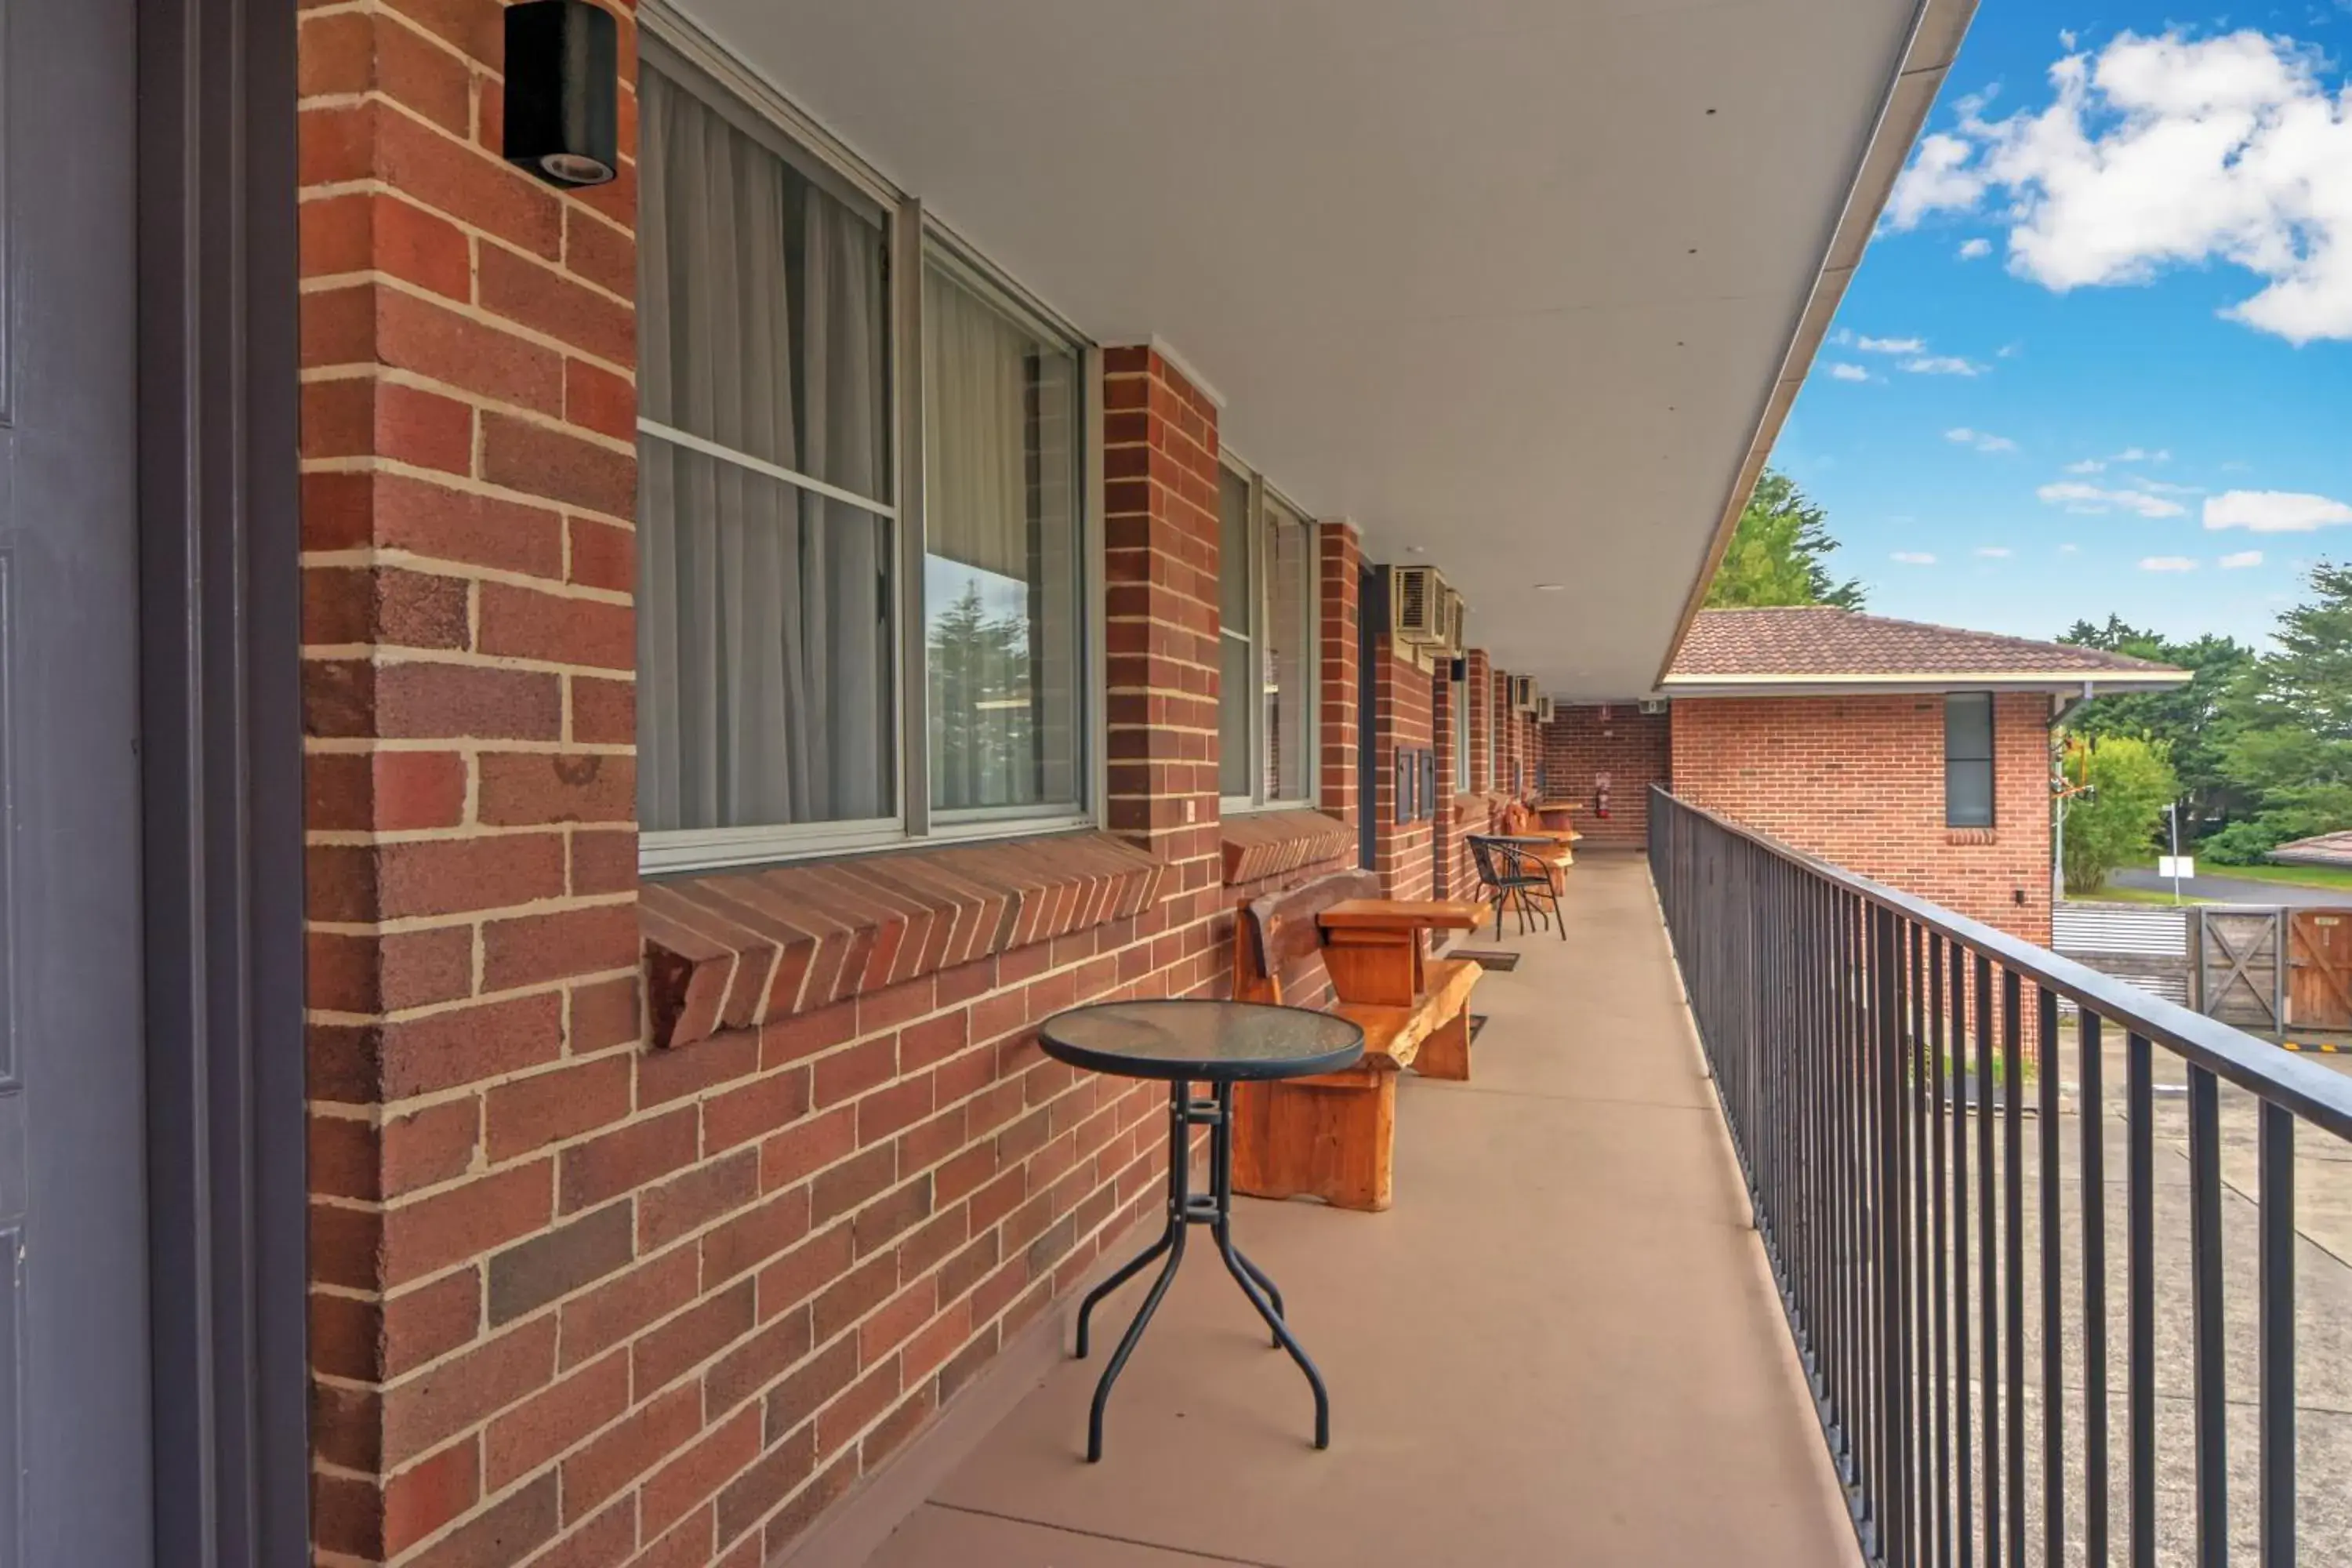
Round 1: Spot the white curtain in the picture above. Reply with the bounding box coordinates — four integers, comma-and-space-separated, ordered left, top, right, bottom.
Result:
637, 62, 892, 833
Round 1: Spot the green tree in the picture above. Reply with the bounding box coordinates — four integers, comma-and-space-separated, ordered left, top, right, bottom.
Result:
2203, 563, 2352, 862
2060, 734, 2180, 894
2060, 615, 2256, 838
1705, 470, 1865, 611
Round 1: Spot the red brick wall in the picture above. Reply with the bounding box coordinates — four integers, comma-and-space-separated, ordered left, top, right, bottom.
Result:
295, 7, 1350, 1556
1668, 692, 2055, 946
1543, 704, 1669, 850
1317, 524, 1364, 829
1370, 633, 1436, 899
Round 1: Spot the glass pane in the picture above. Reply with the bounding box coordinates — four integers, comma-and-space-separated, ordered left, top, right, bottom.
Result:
1454, 681, 1471, 793
924, 264, 1084, 813
1944, 692, 1993, 760
638, 60, 891, 505
1219, 634, 1254, 800
638, 439, 895, 829
1948, 759, 1994, 827
1218, 467, 1254, 799
1264, 504, 1312, 801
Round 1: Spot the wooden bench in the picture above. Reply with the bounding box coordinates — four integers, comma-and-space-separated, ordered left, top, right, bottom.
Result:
1228, 871, 1484, 1211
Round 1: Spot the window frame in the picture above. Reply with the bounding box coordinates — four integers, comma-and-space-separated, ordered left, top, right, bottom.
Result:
1944, 691, 1996, 829
635, 13, 1103, 874
1217, 454, 1319, 816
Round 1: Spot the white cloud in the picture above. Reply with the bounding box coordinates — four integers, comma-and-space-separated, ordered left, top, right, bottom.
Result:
2140, 556, 2199, 572
2036, 481, 2189, 517
1945, 426, 2019, 452
2136, 479, 2205, 495
1826, 362, 1872, 381
2060, 29, 2080, 51
1890, 551, 1940, 565
2059, 543, 2082, 554
1885, 31, 2352, 343
2202, 488, 2352, 531
1856, 335, 1927, 354
1997, 342, 2024, 358
1959, 237, 1995, 259
2064, 459, 2107, 474
2220, 550, 2266, 568
1975, 546, 2015, 557
1902, 355, 1987, 376
2111, 447, 2170, 463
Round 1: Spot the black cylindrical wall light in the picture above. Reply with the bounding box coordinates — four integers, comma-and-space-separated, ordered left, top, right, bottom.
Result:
503, 0, 619, 188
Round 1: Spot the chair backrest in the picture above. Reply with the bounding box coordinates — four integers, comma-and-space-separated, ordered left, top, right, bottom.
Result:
1465, 833, 1504, 890
1466, 834, 1541, 887
1232, 869, 1382, 1003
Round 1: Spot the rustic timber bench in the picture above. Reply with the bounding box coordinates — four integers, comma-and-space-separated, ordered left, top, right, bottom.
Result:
1227, 870, 1483, 1211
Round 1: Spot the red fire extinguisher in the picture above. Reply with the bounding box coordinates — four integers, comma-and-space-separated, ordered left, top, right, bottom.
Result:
1595, 770, 1613, 819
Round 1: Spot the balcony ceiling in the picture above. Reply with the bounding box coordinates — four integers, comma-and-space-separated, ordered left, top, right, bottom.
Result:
664, 0, 1973, 698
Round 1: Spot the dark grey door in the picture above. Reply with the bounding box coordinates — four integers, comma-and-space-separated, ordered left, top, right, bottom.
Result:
2, 0, 154, 1563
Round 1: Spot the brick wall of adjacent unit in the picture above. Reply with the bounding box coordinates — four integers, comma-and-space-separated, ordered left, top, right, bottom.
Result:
1316, 524, 1364, 829
1542, 704, 1670, 850
1370, 636, 1436, 899
1465, 652, 1494, 796
1668, 692, 2056, 947
293, 7, 1371, 1559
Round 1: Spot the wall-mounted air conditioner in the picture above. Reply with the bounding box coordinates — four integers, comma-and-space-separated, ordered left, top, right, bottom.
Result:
1512, 675, 1537, 713
1535, 695, 1555, 724
1638, 699, 1669, 716
1387, 565, 1448, 645
1439, 588, 1468, 655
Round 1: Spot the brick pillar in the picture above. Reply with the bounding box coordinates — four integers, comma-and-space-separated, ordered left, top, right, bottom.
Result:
1467, 649, 1494, 796
1431, 664, 1459, 898
299, 4, 643, 1562
1370, 630, 1436, 899
1102, 347, 1224, 956
1316, 522, 1363, 833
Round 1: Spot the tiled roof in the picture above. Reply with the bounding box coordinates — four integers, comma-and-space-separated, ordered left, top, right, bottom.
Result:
2269, 831, 2352, 869
1665, 607, 2185, 685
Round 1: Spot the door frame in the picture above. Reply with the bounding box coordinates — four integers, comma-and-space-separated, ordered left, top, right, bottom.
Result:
136, 0, 308, 1559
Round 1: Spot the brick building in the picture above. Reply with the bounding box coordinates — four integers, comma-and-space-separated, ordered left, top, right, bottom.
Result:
1542, 608, 2186, 945
14, 0, 1984, 1563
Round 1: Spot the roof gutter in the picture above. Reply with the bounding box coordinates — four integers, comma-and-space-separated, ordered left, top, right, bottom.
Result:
1657, 670, 2191, 699
1653, 0, 1980, 688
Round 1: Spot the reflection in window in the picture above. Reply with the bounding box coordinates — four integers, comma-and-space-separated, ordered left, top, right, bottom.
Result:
924, 263, 1083, 813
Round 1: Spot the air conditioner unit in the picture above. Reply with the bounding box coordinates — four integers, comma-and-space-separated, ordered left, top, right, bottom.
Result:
1387, 565, 1448, 645
1535, 695, 1555, 724
1512, 675, 1537, 713
1439, 589, 1468, 655
1638, 698, 1669, 716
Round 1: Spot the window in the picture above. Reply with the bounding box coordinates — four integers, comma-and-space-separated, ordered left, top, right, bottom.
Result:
922, 258, 1085, 818
1218, 463, 1317, 808
1944, 693, 1994, 828
1452, 671, 1471, 793
635, 37, 1094, 872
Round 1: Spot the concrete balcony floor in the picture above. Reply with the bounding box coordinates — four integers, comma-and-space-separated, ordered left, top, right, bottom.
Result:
862, 852, 1859, 1568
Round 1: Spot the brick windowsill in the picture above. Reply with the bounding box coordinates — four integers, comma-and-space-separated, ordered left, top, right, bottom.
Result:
1221, 808, 1356, 886
1945, 828, 1999, 846
641, 831, 1167, 1049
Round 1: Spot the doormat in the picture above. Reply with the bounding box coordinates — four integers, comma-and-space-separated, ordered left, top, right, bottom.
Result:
1453, 949, 1521, 971
1469, 1014, 1489, 1042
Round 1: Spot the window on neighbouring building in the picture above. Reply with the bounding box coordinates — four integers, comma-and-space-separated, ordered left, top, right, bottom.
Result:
1944, 692, 1995, 827
635, 37, 1094, 872
1453, 671, 1472, 793
1219, 462, 1318, 809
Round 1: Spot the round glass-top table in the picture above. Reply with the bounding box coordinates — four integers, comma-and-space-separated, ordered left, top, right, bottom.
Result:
1036, 999, 1365, 1461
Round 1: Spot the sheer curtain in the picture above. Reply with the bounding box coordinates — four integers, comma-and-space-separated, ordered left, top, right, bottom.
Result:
637, 60, 892, 834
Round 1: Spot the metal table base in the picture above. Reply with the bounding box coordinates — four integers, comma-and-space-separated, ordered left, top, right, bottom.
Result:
1073, 1078, 1331, 1461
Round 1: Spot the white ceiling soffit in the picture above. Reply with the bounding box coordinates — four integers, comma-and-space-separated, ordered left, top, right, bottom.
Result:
665, 0, 1976, 699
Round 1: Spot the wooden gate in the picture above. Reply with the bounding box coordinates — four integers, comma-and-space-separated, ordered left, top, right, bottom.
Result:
2288, 909, 2352, 1031
2199, 908, 2285, 1033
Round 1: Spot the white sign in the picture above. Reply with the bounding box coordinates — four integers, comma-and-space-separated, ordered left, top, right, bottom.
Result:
2158, 855, 2196, 880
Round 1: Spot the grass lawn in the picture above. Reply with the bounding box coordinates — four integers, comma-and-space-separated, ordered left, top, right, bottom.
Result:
2162, 857, 2352, 893
2075, 884, 2213, 906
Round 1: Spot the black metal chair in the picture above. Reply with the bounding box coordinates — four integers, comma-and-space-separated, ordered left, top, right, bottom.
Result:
1466, 834, 1566, 941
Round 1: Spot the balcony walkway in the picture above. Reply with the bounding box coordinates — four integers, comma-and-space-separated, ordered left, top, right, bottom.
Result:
862, 852, 1860, 1568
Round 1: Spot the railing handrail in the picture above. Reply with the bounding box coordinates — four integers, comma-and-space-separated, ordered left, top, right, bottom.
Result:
1650, 785, 2352, 1142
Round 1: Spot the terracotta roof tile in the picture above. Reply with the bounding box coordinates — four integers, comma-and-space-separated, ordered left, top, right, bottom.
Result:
1665, 607, 2184, 684
2270, 832, 2352, 869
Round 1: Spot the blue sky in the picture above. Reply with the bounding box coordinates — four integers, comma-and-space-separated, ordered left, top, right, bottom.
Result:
1774, 0, 2352, 648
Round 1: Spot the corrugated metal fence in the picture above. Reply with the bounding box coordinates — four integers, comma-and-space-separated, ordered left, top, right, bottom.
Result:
2053, 903, 2289, 1033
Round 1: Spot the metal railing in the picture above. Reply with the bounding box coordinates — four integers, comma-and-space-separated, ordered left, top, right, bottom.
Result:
1649, 788, 2352, 1568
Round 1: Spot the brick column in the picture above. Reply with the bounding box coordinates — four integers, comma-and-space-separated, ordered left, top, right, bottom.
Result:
1102, 347, 1225, 970
299, 3, 643, 1562
1466, 649, 1494, 796
1370, 630, 1436, 899
1316, 522, 1363, 833
1431, 664, 1461, 898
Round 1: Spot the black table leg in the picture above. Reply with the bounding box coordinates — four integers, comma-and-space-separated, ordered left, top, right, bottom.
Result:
1076, 1077, 1330, 1460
